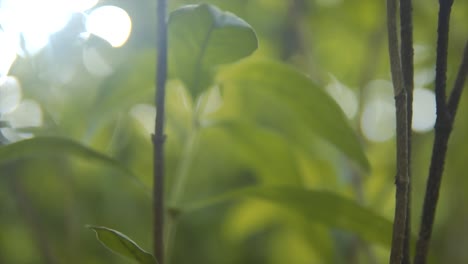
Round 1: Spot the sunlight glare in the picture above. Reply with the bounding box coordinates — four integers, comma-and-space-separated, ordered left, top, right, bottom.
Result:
0, 99, 43, 142
2, 99, 43, 128
69, 0, 98, 12
412, 88, 436, 132
361, 99, 396, 142
0, 76, 22, 114
0, 31, 18, 76
0, 0, 73, 55
86, 6, 132, 48
361, 80, 396, 142
0, 0, 99, 56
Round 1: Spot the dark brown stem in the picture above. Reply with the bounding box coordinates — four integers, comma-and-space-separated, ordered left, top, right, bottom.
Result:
400, 0, 414, 262
387, 0, 411, 263
390, 91, 410, 264
414, 1, 457, 263
433, 0, 453, 120
414, 131, 450, 264
153, 0, 168, 263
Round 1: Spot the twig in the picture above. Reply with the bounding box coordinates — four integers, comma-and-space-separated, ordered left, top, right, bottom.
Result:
153, 0, 168, 263
399, 0, 414, 262
386, 0, 411, 263
413, 1, 465, 263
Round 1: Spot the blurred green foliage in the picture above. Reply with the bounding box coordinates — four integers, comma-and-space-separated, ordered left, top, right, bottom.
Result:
1, 0, 468, 263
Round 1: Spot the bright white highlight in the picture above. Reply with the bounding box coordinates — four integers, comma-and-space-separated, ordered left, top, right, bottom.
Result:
2, 99, 43, 128
361, 99, 396, 142
86, 6, 132, 47
325, 76, 358, 119
0, 76, 22, 113
0, 31, 18, 76
0, 0, 74, 55
360, 80, 396, 142
70, 0, 99, 12
0, 78, 43, 142
412, 88, 436, 132
0, 0, 99, 60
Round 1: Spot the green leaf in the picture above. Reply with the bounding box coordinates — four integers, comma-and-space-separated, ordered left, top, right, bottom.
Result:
183, 186, 392, 247
0, 137, 147, 191
90, 49, 156, 128
205, 120, 303, 186
87, 225, 157, 264
168, 4, 258, 98
216, 59, 369, 171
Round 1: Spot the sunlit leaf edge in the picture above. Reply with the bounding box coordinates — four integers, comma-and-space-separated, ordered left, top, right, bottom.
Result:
87, 225, 158, 264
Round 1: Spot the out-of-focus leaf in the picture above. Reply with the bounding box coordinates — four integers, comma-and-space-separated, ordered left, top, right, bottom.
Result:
168, 3, 258, 98
216, 59, 369, 171
182, 186, 392, 247
87, 225, 157, 264
93, 49, 156, 121
205, 120, 302, 186
0, 137, 146, 190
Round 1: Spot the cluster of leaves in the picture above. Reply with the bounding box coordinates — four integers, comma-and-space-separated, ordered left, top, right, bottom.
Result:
1, 1, 467, 263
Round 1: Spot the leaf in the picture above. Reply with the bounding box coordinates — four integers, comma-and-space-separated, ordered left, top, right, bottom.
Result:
87, 225, 157, 264
205, 120, 303, 186
0, 137, 147, 191
90, 49, 156, 127
182, 186, 393, 248
168, 4, 258, 98
216, 59, 370, 171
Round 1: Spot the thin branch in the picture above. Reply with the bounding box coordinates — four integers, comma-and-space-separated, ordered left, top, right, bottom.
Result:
433, 0, 453, 120
387, 0, 411, 263
399, 0, 414, 262
153, 0, 168, 263
414, 1, 456, 263
413, 127, 451, 264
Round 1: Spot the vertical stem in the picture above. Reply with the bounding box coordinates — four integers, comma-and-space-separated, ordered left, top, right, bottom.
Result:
414, 40, 468, 264
414, 1, 465, 263
400, 0, 414, 262
153, 0, 168, 263
387, 0, 411, 263
433, 0, 453, 119
390, 91, 410, 264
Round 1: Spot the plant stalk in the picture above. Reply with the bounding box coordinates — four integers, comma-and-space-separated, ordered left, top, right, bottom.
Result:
153, 0, 168, 263
414, 2, 468, 262
386, 0, 411, 263
399, 0, 414, 262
